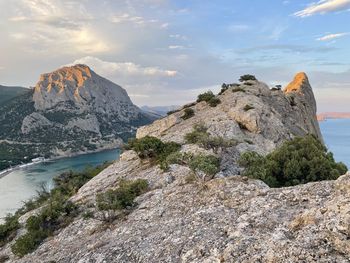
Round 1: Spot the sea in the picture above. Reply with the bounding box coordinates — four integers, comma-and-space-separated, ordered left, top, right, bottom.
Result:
0, 119, 349, 220
0, 149, 120, 220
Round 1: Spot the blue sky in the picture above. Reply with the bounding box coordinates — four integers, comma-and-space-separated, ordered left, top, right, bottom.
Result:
0, 0, 349, 111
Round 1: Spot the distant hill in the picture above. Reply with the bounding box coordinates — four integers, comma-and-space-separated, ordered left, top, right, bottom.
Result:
317, 112, 350, 121
0, 64, 157, 170
0, 85, 29, 104
141, 105, 180, 117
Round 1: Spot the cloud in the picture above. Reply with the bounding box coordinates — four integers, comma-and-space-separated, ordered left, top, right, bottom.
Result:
317, 32, 349, 41
8, 0, 109, 54
294, 0, 350, 17
110, 13, 156, 26
168, 45, 185, 50
241, 44, 336, 53
69, 56, 177, 77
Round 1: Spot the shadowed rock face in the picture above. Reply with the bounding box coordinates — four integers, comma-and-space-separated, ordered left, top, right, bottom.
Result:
3, 73, 345, 263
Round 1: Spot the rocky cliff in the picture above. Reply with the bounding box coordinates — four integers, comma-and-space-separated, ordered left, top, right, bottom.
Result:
0, 65, 155, 169
2, 73, 349, 263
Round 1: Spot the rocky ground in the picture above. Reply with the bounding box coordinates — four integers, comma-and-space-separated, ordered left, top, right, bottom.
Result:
1, 73, 349, 263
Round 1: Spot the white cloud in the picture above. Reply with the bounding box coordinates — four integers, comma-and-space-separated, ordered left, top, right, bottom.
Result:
294, 0, 350, 17
317, 32, 349, 41
69, 56, 177, 77
168, 45, 185, 50
8, 0, 109, 54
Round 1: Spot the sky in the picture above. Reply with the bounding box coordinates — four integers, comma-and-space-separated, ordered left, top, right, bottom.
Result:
0, 0, 349, 112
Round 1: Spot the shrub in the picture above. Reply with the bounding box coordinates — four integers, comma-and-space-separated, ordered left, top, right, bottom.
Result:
0, 214, 20, 246
232, 87, 246, 93
189, 154, 221, 181
197, 91, 215, 103
238, 135, 348, 188
239, 74, 257, 82
128, 136, 181, 170
243, 105, 254, 111
181, 108, 195, 120
185, 124, 237, 153
96, 179, 149, 212
167, 109, 180, 115
208, 97, 221, 107
219, 84, 228, 95
11, 198, 78, 257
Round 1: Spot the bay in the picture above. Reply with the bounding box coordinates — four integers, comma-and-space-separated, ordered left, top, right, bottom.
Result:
0, 149, 120, 220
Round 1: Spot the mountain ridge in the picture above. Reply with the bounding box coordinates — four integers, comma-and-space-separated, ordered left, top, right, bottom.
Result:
2, 73, 347, 263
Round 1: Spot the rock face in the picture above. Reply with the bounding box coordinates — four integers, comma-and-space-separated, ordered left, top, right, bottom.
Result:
3, 73, 348, 263
137, 73, 323, 157
0, 65, 155, 163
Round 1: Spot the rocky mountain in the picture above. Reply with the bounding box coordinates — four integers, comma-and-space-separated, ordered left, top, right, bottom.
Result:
2, 73, 349, 262
0, 65, 155, 170
0, 85, 28, 104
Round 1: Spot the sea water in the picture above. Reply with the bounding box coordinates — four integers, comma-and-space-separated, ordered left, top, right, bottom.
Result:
0, 149, 120, 220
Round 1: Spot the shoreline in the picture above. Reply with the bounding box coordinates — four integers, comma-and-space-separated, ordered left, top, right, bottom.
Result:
0, 146, 121, 180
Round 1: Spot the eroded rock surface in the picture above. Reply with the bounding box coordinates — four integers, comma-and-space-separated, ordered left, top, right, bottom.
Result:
2, 73, 346, 263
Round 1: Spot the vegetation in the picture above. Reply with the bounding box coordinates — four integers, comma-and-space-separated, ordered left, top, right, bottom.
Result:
232, 87, 246, 93
239, 74, 257, 82
181, 108, 195, 120
96, 179, 149, 221
208, 97, 221, 107
0, 163, 109, 256
219, 84, 229, 95
127, 136, 181, 169
243, 105, 255, 111
197, 91, 221, 107
185, 123, 237, 153
11, 199, 78, 257
0, 214, 20, 247
189, 154, 221, 181
238, 135, 348, 188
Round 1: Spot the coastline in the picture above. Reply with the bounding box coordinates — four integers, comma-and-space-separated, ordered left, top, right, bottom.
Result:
0, 144, 122, 180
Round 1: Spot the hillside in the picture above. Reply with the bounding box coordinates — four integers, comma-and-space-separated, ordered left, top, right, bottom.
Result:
0, 65, 156, 170
1, 73, 349, 262
0, 86, 28, 104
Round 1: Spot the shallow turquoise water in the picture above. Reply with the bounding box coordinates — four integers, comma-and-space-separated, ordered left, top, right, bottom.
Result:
319, 119, 350, 167
0, 149, 120, 219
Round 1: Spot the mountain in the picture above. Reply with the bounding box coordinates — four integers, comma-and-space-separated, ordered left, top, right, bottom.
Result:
0, 85, 28, 104
0, 64, 156, 170
3, 73, 348, 262
141, 105, 180, 117
317, 112, 350, 121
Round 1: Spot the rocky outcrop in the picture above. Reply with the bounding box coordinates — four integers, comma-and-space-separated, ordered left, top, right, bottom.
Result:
0, 65, 156, 163
137, 73, 323, 153
3, 73, 345, 263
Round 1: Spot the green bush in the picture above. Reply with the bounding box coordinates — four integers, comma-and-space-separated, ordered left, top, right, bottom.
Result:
238, 135, 348, 188
239, 74, 257, 82
185, 124, 237, 152
232, 87, 246, 93
208, 97, 221, 107
189, 154, 221, 181
128, 136, 181, 169
219, 84, 228, 95
11, 198, 78, 257
96, 179, 149, 211
0, 214, 20, 246
197, 91, 215, 103
181, 108, 195, 120
243, 105, 254, 111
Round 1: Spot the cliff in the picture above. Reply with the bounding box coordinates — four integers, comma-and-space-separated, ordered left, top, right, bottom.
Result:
0, 65, 156, 169
2, 73, 349, 263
